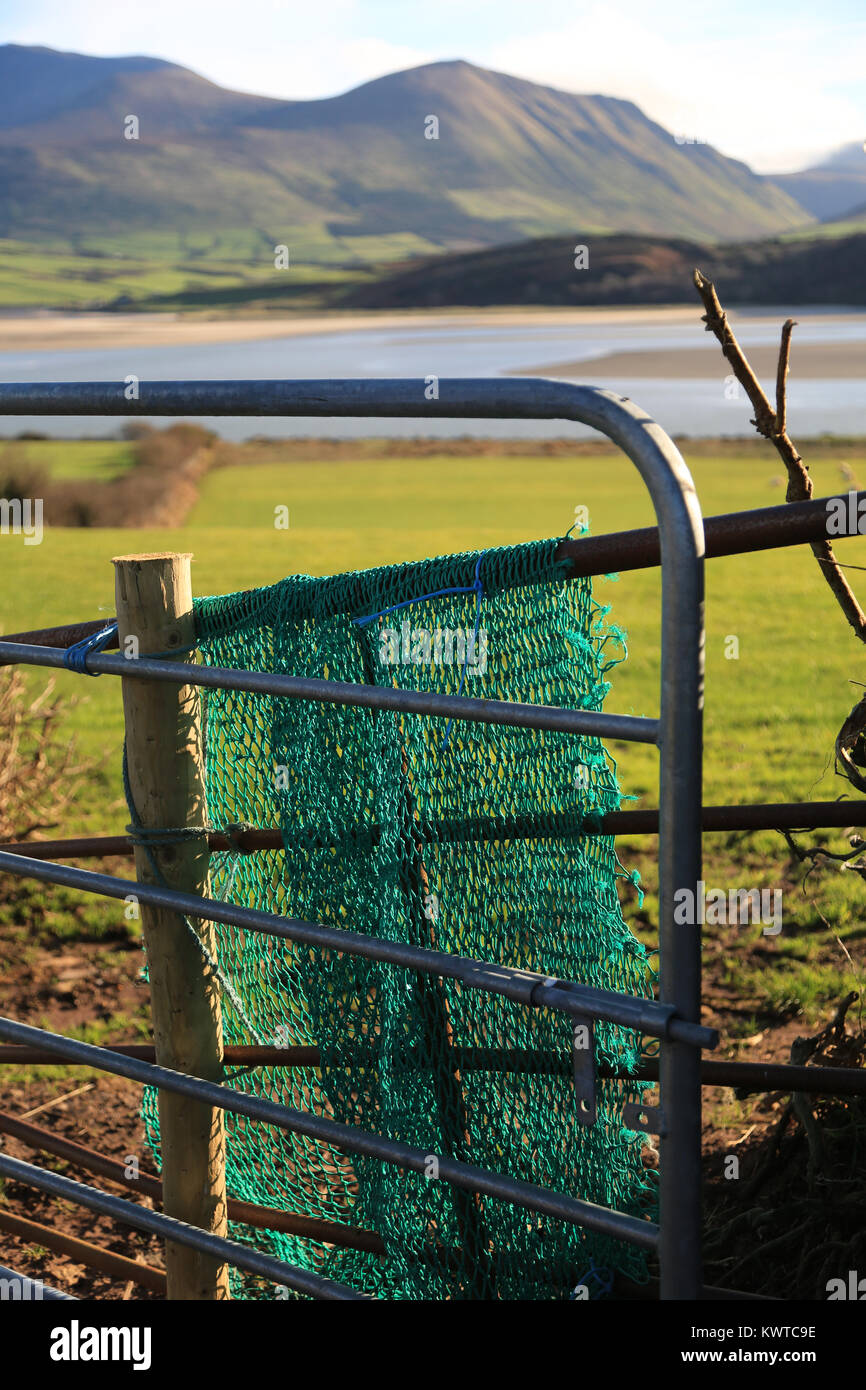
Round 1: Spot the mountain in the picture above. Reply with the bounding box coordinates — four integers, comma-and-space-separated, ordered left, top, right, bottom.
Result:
774, 142, 866, 222
0, 44, 279, 137
340, 231, 866, 310
0, 45, 812, 258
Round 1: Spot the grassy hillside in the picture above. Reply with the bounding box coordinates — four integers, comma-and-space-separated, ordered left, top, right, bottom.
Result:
0, 235, 371, 311
0, 46, 811, 259
342, 230, 866, 310
9, 222, 866, 313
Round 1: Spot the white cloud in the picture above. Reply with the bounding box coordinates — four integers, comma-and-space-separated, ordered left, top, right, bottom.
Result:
7, 1, 431, 99
331, 37, 433, 84
483, 5, 866, 170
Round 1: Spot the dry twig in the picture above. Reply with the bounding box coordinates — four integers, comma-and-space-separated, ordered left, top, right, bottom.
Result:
693, 269, 866, 789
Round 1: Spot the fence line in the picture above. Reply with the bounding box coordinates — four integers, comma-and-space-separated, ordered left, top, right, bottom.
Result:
2, 799, 864, 866
2, 1044, 862, 1097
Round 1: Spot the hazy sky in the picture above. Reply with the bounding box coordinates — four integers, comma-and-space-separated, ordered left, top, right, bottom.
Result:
4, 0, 865, 172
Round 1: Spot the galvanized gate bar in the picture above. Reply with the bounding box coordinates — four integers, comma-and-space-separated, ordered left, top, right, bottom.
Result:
0, 378, 704, 1297
0, 852, 715, 1047
0, 1016, 660, 1250
0, 638, 660, 742
0, 1262, 77, 1300
0, 1154, 366, 1301
0, 641, 659, 743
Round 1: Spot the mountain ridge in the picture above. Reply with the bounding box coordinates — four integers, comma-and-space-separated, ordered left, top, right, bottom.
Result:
774, 141, 866, 222
0, 44, 814, 255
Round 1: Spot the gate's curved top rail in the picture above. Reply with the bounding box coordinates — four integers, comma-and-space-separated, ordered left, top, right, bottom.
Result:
0, 377, 704, 554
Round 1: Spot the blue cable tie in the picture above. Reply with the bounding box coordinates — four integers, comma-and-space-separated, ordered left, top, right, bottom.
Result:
62, 622, 119, 677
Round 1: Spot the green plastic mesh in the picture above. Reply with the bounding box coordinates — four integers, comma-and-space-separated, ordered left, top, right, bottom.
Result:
142, 536, 657, 1300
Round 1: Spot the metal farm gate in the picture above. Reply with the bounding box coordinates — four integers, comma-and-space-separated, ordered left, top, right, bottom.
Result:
0, 377, 859, 1302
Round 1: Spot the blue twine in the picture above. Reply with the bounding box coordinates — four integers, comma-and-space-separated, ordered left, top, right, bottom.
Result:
569, 1258, 614, 1300
62, 622, 119, 676
62, 623, 199, 675
353, 555, 487, 752
352, 555, 487, 628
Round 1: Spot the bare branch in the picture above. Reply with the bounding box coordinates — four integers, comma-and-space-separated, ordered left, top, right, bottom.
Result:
776, 318, 797, 440
693, 269, 810, 497
693, 268, 866, 649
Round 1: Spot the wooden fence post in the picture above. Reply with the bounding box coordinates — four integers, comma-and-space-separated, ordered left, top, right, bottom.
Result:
112, 551, 230, 1301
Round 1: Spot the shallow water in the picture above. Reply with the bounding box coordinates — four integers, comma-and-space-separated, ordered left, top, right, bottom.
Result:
1, 308, 864, 440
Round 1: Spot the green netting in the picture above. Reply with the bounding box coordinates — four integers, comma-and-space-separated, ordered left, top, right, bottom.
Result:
142, 536, 657, 1300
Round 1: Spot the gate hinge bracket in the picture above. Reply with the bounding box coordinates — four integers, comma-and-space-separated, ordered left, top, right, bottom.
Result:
571, 1015, 597, 1127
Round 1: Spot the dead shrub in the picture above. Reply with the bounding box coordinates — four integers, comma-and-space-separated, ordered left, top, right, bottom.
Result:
0, 444, 50, 503
0, 670, 91, 843
0, 425, 216, 528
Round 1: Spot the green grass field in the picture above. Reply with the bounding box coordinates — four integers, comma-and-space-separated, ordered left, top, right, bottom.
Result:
5, 216, 865, 313
2, 439, 866, 1023
0, 236, 371, 311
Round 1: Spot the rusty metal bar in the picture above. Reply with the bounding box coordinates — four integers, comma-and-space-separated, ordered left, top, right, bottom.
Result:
0, 1043, 318, 1065
0, 1108, 384, 1254
1, 1044, 862, 1097
0, 491, 860, 670
0, 831, 284, 860
606, 800, 866, 834
556, 490, 866, 575
0, 619, 120, 662
3, 799, 863, 863
638, 1055, 866, 1097
0, 1206, 167, 1293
